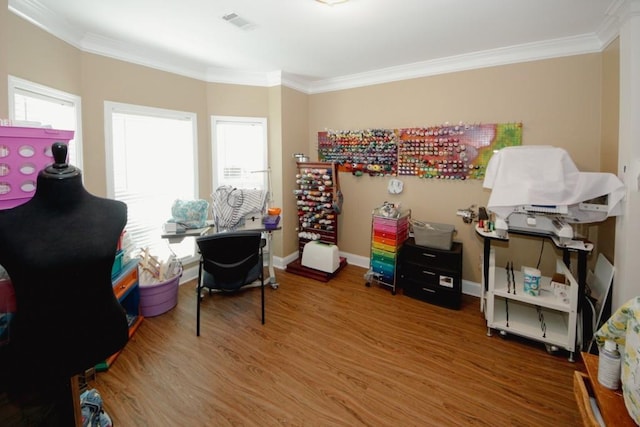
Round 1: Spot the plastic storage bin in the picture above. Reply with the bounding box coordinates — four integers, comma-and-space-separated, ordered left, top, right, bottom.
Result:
0, 126, 74, 209
411, 220, 455, 250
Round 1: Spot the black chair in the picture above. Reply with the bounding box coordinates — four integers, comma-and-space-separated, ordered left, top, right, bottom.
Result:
195, 231, 265, 336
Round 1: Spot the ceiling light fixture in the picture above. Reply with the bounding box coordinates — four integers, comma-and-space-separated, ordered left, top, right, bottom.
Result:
316, 0, 349, 5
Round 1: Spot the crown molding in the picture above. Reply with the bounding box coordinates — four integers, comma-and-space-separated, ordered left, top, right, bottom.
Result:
306, 34, 605, 94
9, 0, 621, 95
9, 0, 84, 47
597, 0, 624, 47
81, 33, 210, 81
204, 67, 283, 87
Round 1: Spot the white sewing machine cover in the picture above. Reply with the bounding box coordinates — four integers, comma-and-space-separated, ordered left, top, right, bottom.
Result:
483, 146, 625, 223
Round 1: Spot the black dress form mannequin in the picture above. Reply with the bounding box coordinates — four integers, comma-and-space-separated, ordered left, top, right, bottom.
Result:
0, 143, 129, 424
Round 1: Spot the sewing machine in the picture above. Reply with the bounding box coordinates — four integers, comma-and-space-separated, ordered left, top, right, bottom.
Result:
483, 146, 625, 242
493, 204, 574, 245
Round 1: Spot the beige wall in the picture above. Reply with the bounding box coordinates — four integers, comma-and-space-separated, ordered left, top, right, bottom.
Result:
3, 10, 616, 285
0, 0, 8, 119
597, 38, 621, 263
81, 54, 209, 197
7, 13, 82, 99
207, 83, 269, 116
280, 87, 309, 256
267, 86, 284, 257
309, 55, 604, 283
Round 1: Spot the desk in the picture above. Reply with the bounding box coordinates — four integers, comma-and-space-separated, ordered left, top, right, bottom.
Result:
162, 225, 280, 289
161, 226, 212, 243
574, 352, 635, 426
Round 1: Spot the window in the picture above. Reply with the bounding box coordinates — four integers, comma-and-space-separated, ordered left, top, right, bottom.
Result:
8, 76, 82, 169
211, 116, 268, 191
105, 102, 198, 262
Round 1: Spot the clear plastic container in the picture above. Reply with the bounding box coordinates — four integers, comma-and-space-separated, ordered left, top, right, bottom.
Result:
598, 340, 621, 390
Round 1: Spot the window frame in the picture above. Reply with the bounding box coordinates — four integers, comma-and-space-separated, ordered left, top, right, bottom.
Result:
104, 101, 200, 264
7, 75, 83, 171
211, 115, 268, 192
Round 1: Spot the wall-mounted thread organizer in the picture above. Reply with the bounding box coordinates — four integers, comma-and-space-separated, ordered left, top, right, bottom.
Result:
318, 122, 522, 180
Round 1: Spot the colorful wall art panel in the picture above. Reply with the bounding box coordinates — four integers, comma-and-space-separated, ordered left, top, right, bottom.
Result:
318, 129, 398, 176
397, 122, 522, 180
317, 122, 522, 180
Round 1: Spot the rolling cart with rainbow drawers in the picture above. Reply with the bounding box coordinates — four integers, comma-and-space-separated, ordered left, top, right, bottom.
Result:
366, 209, 410, 295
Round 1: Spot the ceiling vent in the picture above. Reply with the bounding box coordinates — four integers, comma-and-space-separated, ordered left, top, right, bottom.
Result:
222, 13, 256, 31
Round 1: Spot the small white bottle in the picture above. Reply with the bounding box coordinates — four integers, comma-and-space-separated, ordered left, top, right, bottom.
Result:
598, 340, 621, 390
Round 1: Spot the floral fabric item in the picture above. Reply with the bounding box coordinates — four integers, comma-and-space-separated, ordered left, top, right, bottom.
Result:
594, 296, 640, 425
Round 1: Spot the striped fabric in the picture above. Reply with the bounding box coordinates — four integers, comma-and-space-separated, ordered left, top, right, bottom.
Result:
211, 186, 267, 230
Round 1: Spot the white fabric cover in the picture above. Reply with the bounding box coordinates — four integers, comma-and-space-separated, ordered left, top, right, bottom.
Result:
483, 146, 625, 222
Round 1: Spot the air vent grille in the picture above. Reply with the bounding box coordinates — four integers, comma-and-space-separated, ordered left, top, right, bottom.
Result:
222, 12, 255, 30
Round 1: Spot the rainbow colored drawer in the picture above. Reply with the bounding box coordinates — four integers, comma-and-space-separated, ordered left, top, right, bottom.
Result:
366, 209, 411, 295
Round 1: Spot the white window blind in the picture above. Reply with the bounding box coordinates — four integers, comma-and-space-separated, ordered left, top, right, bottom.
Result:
106, 102, 198, 262
8, 76, 82, 169
212, 116, 268, 191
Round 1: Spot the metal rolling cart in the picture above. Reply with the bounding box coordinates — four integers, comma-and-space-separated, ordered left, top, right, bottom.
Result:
365, 206, 410, 295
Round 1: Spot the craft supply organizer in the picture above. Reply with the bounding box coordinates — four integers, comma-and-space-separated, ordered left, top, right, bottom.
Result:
293, 162, 341, 255
0, 126, 74, 209
366, 208, 410, 295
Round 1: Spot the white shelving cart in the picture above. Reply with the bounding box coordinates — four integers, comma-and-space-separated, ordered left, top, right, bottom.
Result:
477, 225, 592, 362
484, 248, 579, 361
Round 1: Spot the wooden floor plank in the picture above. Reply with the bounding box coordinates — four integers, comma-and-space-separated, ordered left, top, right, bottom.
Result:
93, 264, 582, 426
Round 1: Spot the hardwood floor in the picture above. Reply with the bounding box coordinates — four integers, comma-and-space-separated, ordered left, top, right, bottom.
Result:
93, 264, 583, 426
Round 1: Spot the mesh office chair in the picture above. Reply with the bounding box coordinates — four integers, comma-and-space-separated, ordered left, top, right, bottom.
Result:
195, 231, 265, 336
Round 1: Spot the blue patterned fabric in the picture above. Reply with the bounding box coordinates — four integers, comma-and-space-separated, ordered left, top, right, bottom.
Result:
171, 199, 209, 228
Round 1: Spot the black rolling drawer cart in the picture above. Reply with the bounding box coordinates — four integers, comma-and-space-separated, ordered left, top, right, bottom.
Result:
398, 238, 463, 309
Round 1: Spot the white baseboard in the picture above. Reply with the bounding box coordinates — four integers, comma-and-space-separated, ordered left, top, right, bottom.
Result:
272, 250, 482, 297
462, 279, 482, 297
181, 264, 199, 284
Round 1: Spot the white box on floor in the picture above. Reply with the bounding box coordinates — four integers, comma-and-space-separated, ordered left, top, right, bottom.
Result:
302, 241, 339, 273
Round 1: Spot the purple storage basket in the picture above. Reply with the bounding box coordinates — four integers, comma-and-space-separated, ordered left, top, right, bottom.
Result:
139, 268, 182, 317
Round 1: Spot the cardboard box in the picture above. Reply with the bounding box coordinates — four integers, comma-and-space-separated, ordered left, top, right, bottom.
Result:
550, 273, 570, 303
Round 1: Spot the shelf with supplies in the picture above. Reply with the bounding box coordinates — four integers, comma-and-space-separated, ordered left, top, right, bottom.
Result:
476, 223, 592, 359
293, 161, 341, 251
287, 161, 347, 280
484, 247, 580, 361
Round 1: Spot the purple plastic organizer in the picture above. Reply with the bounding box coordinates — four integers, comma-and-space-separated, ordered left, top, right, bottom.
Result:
0, 126, 74, 210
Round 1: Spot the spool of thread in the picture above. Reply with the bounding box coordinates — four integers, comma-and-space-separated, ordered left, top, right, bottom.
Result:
598, 340, 621, 390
